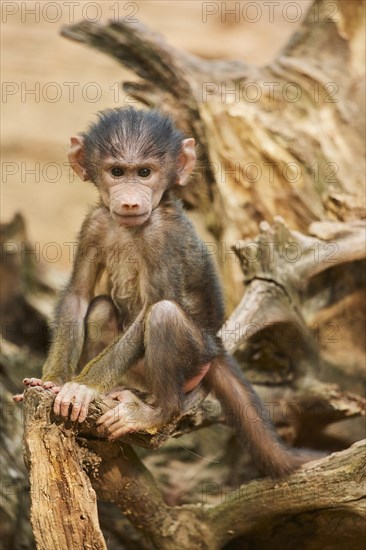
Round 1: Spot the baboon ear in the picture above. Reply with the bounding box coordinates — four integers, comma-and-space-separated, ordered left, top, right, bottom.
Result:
176, 138, 196, 186
68, 135, 90, 181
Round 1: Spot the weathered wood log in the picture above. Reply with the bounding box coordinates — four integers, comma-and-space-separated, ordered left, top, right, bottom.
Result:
23, 388, 366, 550
217, 217, 365, 450
206, 439, 366, 550
23, 388, 106, 550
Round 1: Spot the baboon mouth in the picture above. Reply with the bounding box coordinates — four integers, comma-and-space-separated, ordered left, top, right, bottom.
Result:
113, 212, 149, 225
114, 212, 148, 219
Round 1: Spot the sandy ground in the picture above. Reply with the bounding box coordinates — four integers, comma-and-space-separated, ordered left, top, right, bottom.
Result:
1, 0, 311, 269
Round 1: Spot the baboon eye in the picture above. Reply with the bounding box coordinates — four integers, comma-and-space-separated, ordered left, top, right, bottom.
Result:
138, 168, 151, 178
111, 167, 124, 177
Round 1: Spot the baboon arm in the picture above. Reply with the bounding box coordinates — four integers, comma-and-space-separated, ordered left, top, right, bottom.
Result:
43, 220, 104, 383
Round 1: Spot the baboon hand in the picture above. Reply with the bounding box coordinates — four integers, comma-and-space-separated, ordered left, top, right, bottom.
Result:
13, 378, 60, 402
53, 382, 96, 423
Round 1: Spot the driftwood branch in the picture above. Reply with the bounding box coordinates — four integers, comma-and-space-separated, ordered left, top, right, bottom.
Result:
23, 388, 366, 550
207, 439, 366, 549
23, 389, 106, 550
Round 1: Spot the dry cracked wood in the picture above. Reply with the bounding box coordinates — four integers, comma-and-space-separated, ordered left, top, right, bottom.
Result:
23, 388, 366, 550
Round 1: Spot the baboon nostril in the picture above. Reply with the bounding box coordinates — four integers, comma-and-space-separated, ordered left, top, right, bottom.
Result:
122, 202, 139, 209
